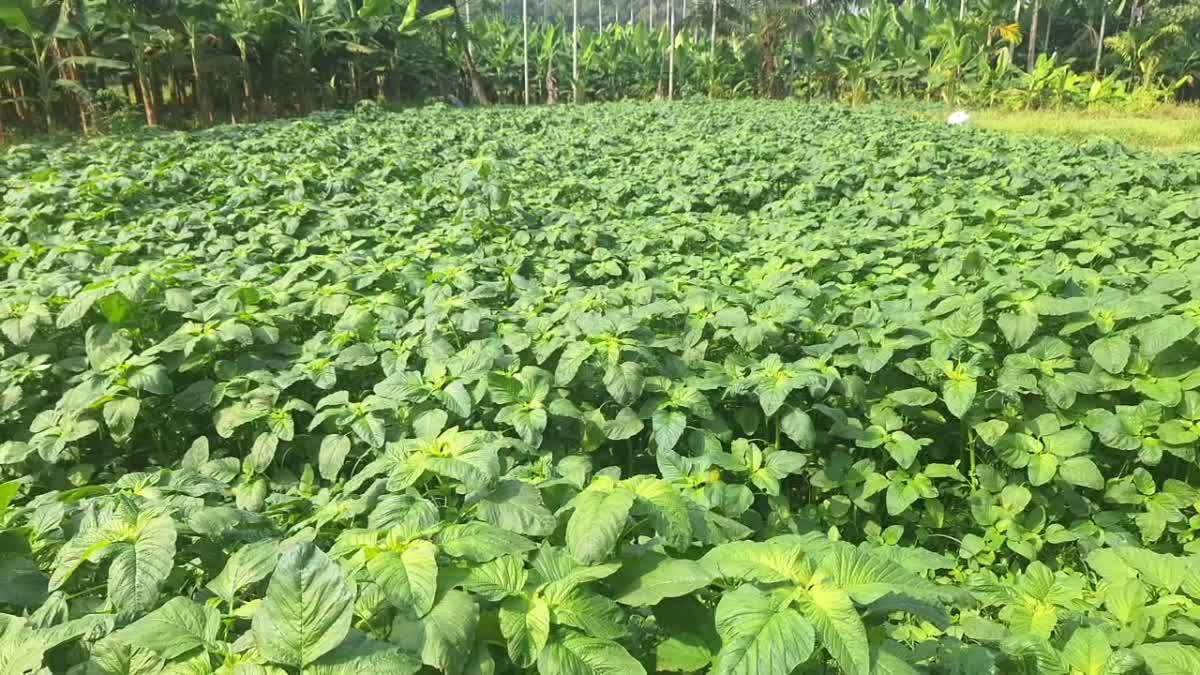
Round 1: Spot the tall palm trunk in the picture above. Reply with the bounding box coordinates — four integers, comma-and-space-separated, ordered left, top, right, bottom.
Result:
1042, 10, 1053, 51
1010, 0, 1021, 62
465, 0, 474, 58
1026, 0, 1040, 71
598, 0, 604, 30
189, 30, 213, 125
667, 0, 674, 99
237, 40, 255, 120
1094, 11, 1106, 72
523, 0, 530, 104
709, 0, 716, 57
573, 0, 579, 101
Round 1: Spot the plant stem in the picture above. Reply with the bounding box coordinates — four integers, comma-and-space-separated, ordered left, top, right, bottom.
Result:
964, 422, 978, 491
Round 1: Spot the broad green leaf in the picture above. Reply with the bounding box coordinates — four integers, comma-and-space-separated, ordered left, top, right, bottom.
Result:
1060, 627, 1111, 675
816, 544, 939, 604
794, 582, 870, 675
566, 485, 635, 564
437, 522, 536, 562
305, 629, 422, 675
713, 585, 815, 675
606, 552, 713, 606
700, 539, 812, 585
1089, 335, 1131, 374
461, 555, 528, 601
998, 311, 1039, 349
602, 407, 644, 441
1136, 315, 1194, 360
544, 587, 626, 640
943, 378, 976, 419
110, 597, 219, 660
1027, 453, 1058, 486
103, 398, 140, 443
368, 540, 438, 616
319, 435, 353, 481
474, 479, 556, 537
108, 514, 178, 615
253, 542, 355, 668
536, 631, 646, 675
1135, 642, 1200, 675
780, 408, 816, 449
603, 362, 644, 405
1058, 456, 1104, 489
624, 475, 692, 548
208, 539, 281, 606
391, 589, 479, 675
499, 595, 550, 668
652, 409, 688, 451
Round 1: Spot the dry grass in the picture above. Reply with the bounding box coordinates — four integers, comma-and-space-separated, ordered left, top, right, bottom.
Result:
917, 105, 1200, 153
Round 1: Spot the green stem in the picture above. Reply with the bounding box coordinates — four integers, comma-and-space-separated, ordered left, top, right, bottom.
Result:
966, 423, 978, 491
67, 583, 107, 601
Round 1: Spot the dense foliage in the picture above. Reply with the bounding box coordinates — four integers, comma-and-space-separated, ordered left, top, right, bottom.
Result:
2, 0, 1200, 136
4, 102, 1200, 673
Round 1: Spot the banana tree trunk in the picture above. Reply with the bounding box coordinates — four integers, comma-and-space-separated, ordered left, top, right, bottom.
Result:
453, 11, 492, 104
7, 82, 27, 121
136, 63, 158, 127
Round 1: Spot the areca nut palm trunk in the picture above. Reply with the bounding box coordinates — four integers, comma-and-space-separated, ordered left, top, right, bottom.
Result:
667, 0, 674, 99
709, 0, 716, 57
1027, 0, 1040, 72
573, 0, 579, 102
523, 0, 530, 104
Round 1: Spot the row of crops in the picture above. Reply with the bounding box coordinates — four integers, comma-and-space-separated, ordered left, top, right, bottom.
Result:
2, 101, 1200, 673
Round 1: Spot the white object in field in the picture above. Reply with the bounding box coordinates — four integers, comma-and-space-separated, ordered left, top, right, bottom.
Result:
947, 111, 971, 126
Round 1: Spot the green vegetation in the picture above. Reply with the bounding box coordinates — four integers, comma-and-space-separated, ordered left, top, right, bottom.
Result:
915, 104, 1200, 152
3, 102, 1200, 673
3, 0, 1200, 135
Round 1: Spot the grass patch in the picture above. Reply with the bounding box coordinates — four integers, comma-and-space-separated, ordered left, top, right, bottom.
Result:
909, 105, 1200, 153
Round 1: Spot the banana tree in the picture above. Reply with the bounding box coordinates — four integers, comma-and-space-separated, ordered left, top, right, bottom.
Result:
218, 0, 270, 119
360, 0, 456, 101
175, 0, 215, 124
1106, 21, 1183, 88
0, 0, 125, 130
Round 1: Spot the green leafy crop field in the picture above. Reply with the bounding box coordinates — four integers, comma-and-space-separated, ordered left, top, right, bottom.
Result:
3, 101, 1200, 674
